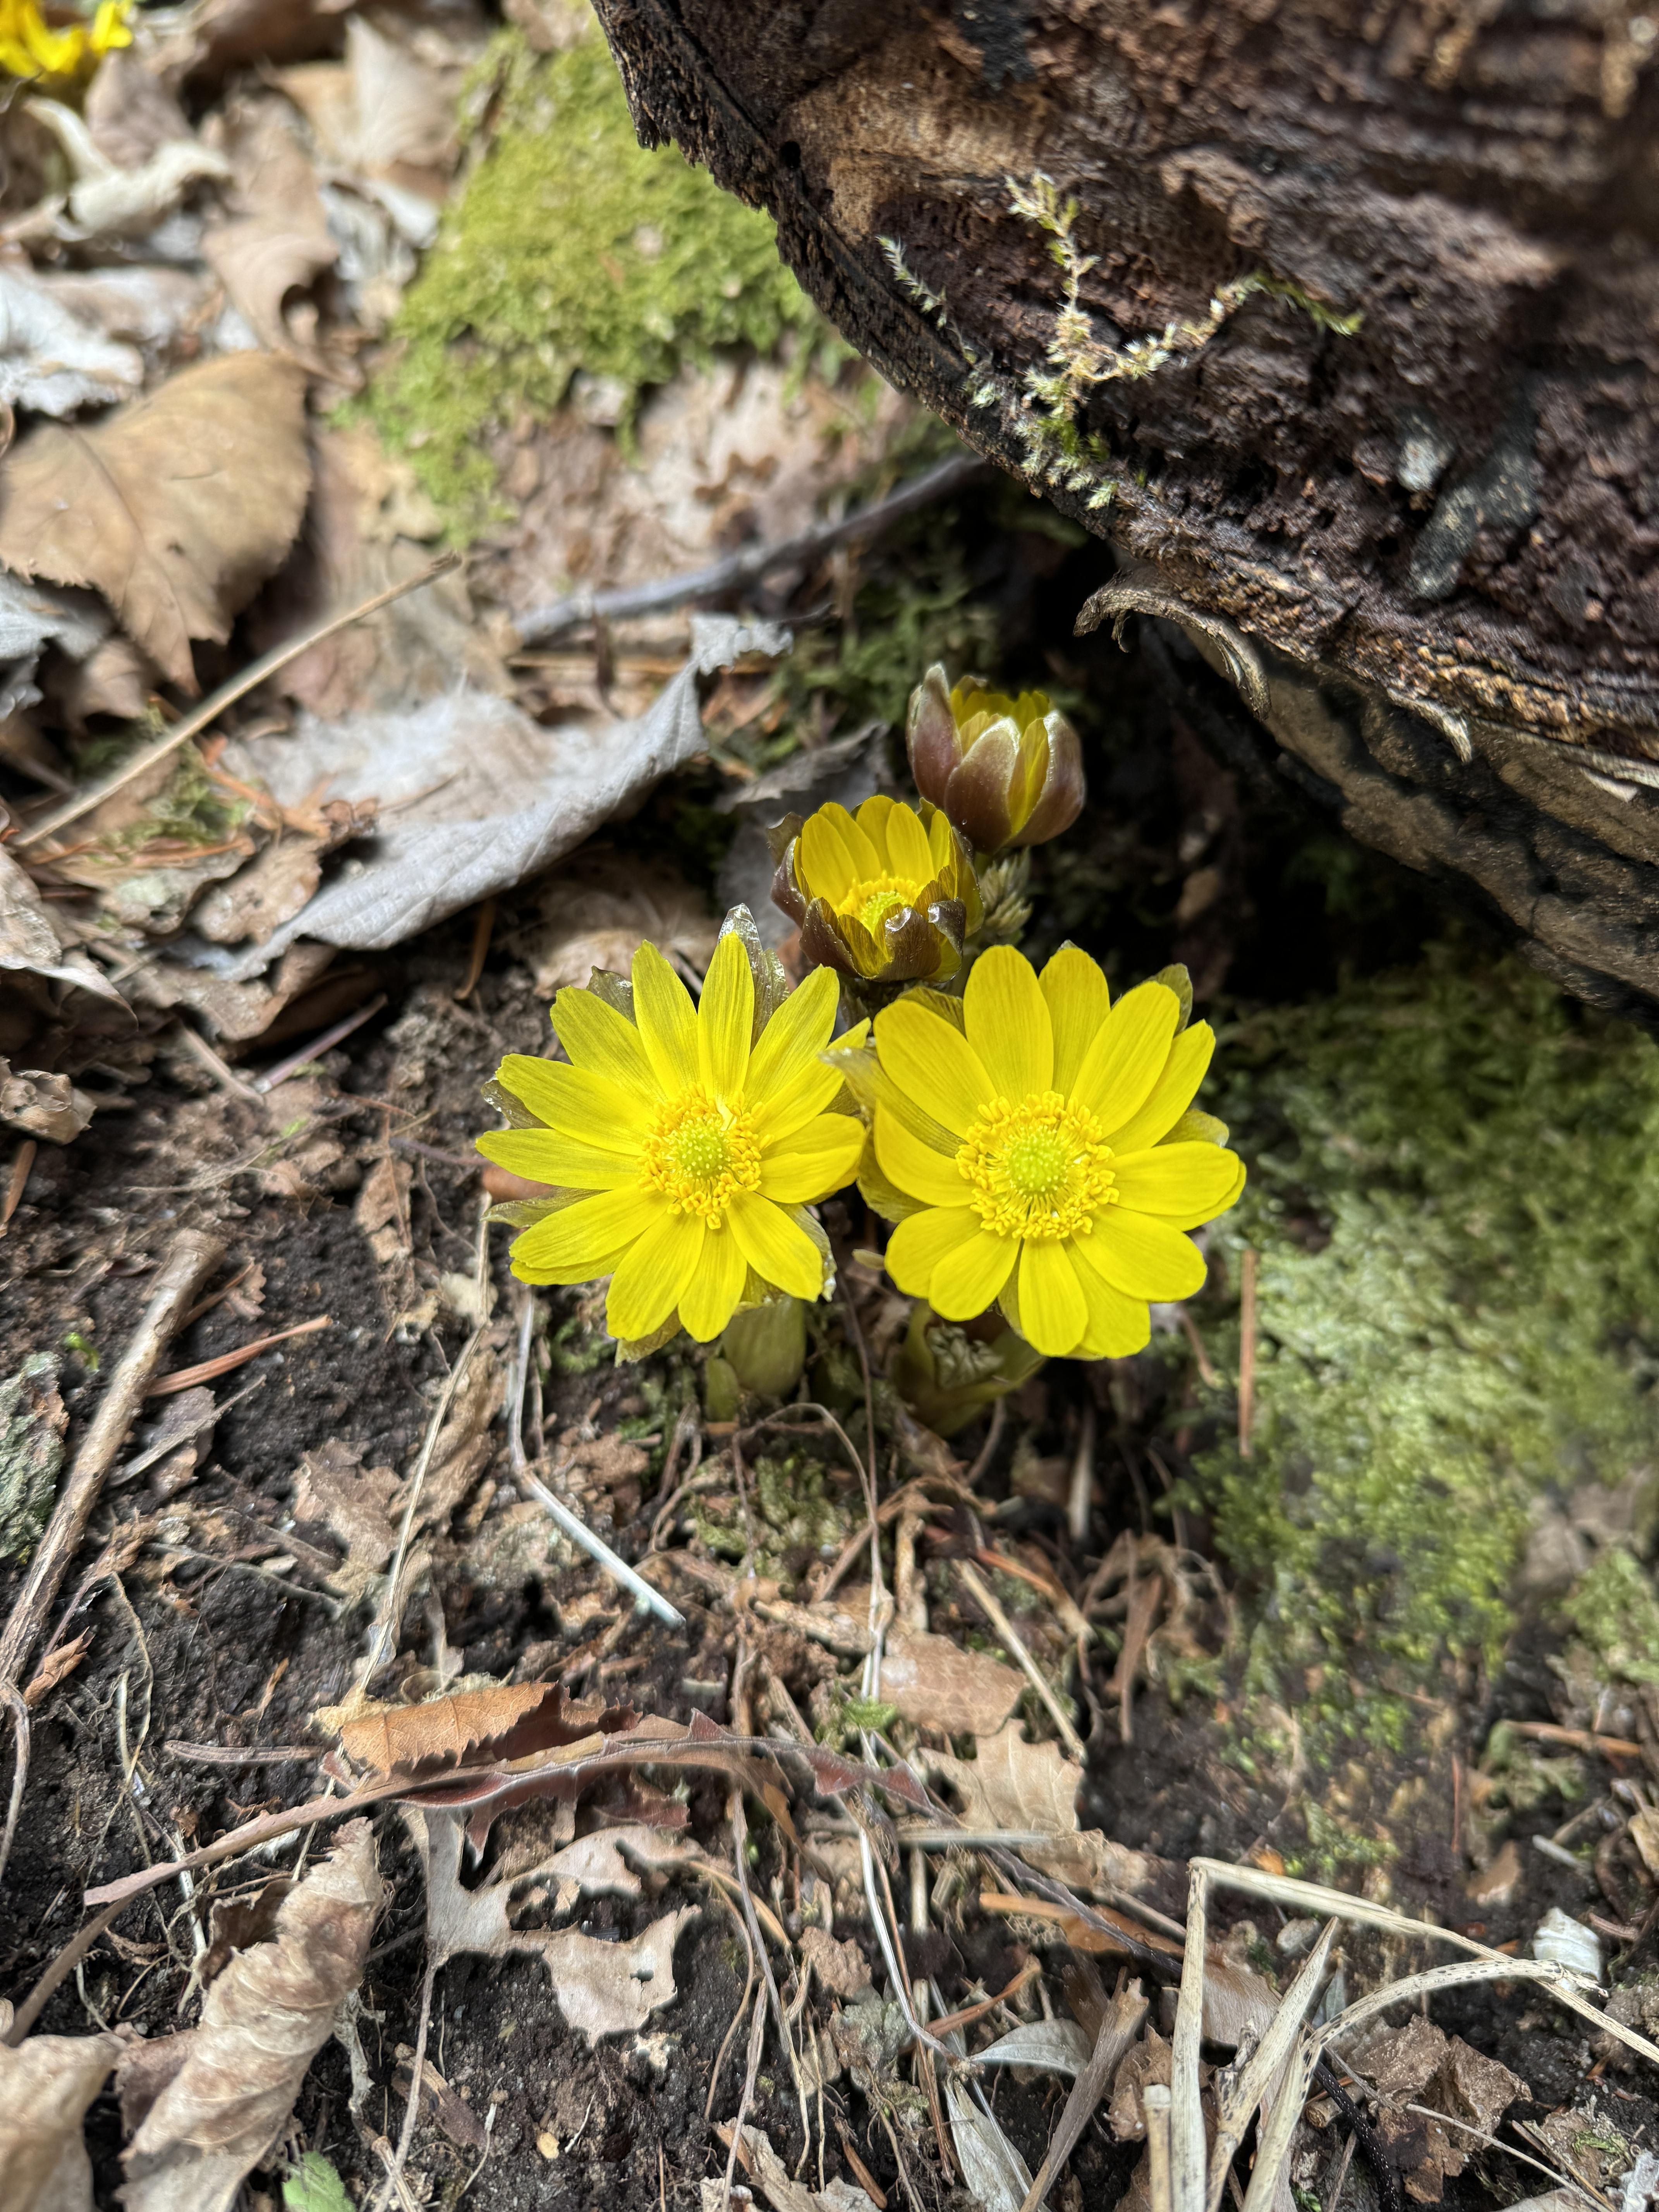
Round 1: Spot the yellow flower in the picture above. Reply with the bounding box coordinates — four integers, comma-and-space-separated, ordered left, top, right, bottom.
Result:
0, 0, 129, 80
906, 665, 1086, 856
477, 932, 867, 1346
870, 945, 1244, 1359
771, 795, 983, 989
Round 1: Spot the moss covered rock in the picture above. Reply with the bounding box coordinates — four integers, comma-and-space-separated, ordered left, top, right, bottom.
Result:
1192, 941, 1659, 1761
364, 23, 817, 531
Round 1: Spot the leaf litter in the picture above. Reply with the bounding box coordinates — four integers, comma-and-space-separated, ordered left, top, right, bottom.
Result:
3, 7, 1659, 2212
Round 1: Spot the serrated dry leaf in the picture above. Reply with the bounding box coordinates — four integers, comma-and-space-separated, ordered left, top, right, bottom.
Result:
410, 1806, 697, 2041
881, 1629, 1023, 1738
0, 2019, 124, 2212
119, 1820, 381, 2212
0, 352, 310, 689
917, 1721, 1155, 1899
325, 1678, 625, 1779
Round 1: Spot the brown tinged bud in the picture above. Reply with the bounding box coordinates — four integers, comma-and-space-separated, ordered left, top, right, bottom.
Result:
769, 794, 982, 993
905, 663, 1086, 856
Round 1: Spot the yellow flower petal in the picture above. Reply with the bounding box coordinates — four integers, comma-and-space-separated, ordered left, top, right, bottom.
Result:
761, 1060, 845, 1145
926, 1228, 1018, 1321
880, 799, 935, 884
884, 1205, 981, 1296
493, 1054, 650, 1149
745, 966, 838, 1114
476, 1128, 638, 1190
1104, 1022, 1214, 1151
1112, 1143, 1243, 1220
1068, 1237, 1153, 1357
679, 1225, 747, 1340
1160, 1154, 1246, 1231
1015, 1239, 1089, 1357
927, 807, 956, 874
873, 1066, 960, 1159
509, 1187, 655, 1279
874, 1105, 968, 1208
1040, 946, 1112, 1096
964, 945, 1052, 1099
799, 807, 857, 901
728, 1191, 824, 1299
758, 1112, 866, 1202
632, 942, 699, 1096
1083, 1209, 1206, 1301
698, 931, 753, 1104
553, 986, 659, 1097
606, 1209, 704, 1341
873, 997, 995, 1137
1070, 980, 1180, 1130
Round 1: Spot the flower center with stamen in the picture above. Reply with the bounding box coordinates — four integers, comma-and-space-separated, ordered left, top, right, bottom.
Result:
833, 871, 927, 938
956, 1090, 1118, 1242
643, 1086, 761, 1226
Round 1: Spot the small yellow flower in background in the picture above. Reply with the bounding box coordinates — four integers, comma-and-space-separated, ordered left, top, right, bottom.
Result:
771, 794, 982, 989
906, 664, 1086, 857
0, 0, 129, 80
477, 932, 867, 1347
870, 944, 1243, 1359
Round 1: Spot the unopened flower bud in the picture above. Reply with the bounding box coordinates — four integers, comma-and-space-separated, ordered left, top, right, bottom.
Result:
905, 664, 1085, 856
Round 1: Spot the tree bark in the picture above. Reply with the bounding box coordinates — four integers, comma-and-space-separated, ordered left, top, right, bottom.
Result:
591, 0, 1659, 1020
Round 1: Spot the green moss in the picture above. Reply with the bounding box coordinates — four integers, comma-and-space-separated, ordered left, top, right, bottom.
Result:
692, 1452, 849, 1583
364, 23, 817, 533
1559, 1548, 1659, 1686
1189, 940, 1659, 1762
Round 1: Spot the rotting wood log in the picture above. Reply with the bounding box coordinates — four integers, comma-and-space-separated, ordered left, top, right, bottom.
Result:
591, 0, 1659, 1020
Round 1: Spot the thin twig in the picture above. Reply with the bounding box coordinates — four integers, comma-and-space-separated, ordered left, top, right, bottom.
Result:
965, 1397, 1007, 1489
512, 455, 982, 646
14, 558, 460, 848
2, 1894, 129, 2044
957, 1560, 1085, 1759
1019, 1982, 1151, 2212
0, 1228, 222, 1696
172, 1022, 266, 1106
528, 1471, 686, 1628
256, 992, 388, 1093
375, 1958, 439, 2211
1237, 1248, 1257, 1459
1067, 1401, 1096, 1545
0, 1687, 29, 1896
1146, 2085, 1175, 2212
147, 1314, 330, 1395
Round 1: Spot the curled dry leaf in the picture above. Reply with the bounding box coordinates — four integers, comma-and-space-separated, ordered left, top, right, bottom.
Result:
26, 97, 232, 240
1352, 2016, 1527, 2204
1, 847, 124, 1003
0, 1063, 94, 1145
0, 2018, 125, 2212
529, 855, 719, 999
322, 1677, 630, 1779
119, 1819, 381, 2212
917, 1721, 1156, 1898
0, 267, 143, 417
410, 1807, 698, 2041
201, 96, 338, 361
880, 1628, 1024, 1738
800, 1924, 873, 1999
0, 352, 311, 690
290, 1436, 400, 1600
713, 2123, 870, 2212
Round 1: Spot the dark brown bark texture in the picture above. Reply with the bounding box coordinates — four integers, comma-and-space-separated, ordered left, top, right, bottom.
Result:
591, 0, 1659, 1020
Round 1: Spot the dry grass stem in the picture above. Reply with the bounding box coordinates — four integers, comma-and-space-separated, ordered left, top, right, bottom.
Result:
956, 1561, 1084, 1759
1146, 2084, 1174, 2212
1237, 1248, 1257, 1458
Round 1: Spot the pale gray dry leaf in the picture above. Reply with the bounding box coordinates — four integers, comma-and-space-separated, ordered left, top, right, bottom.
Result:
408, 1807, 698, 2042
0, 2017, 125, 2212
494, 1820, 698, 1899
0, 351, 311, 690
0, 266, 143, 415
279, 16, 460, 243
881, 1628, 1024, 1738
946, 2076, 1034, 2212
0, 1063, 94, 1145
26, 97, 231, 239
974, 2018, 1094, 2076
711, 2124, 869, 2212
0, 573, 108, 664
1, 845, 124, 1001
126, 939, 337, 1046
32, 266, 214, 368
218, 615, 790, 969
84, 40, 194, 168
119, 1820, 381, 2212
916, 1721, 1156, 1899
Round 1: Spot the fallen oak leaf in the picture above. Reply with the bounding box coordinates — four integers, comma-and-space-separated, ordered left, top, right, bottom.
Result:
0, 352, 310, 691
409, 1806, 697, 2041
118, 1819, 381, 2212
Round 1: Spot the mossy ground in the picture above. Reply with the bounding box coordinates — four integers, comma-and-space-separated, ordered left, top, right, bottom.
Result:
1183, 940, 1659, 1774
361, 22, 821, 533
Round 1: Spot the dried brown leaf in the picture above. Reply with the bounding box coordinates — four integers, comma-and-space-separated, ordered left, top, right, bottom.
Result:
410, 1806, 697, 2040
23, 1627, 94, 1709
290, 1437, 399, 1599
0, 2021, 124, 2212
881, 1628, 1023, 1738
713, 2123, 870, 2212
118, 1820, 381, 2212
917, 1721, 1156, 1898
1357, 2016, 1527, 2203
324, 1678, 626, 1779
800, 1925, 873, 1999
0, 353, 310, 689
200, 95, 337, 362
